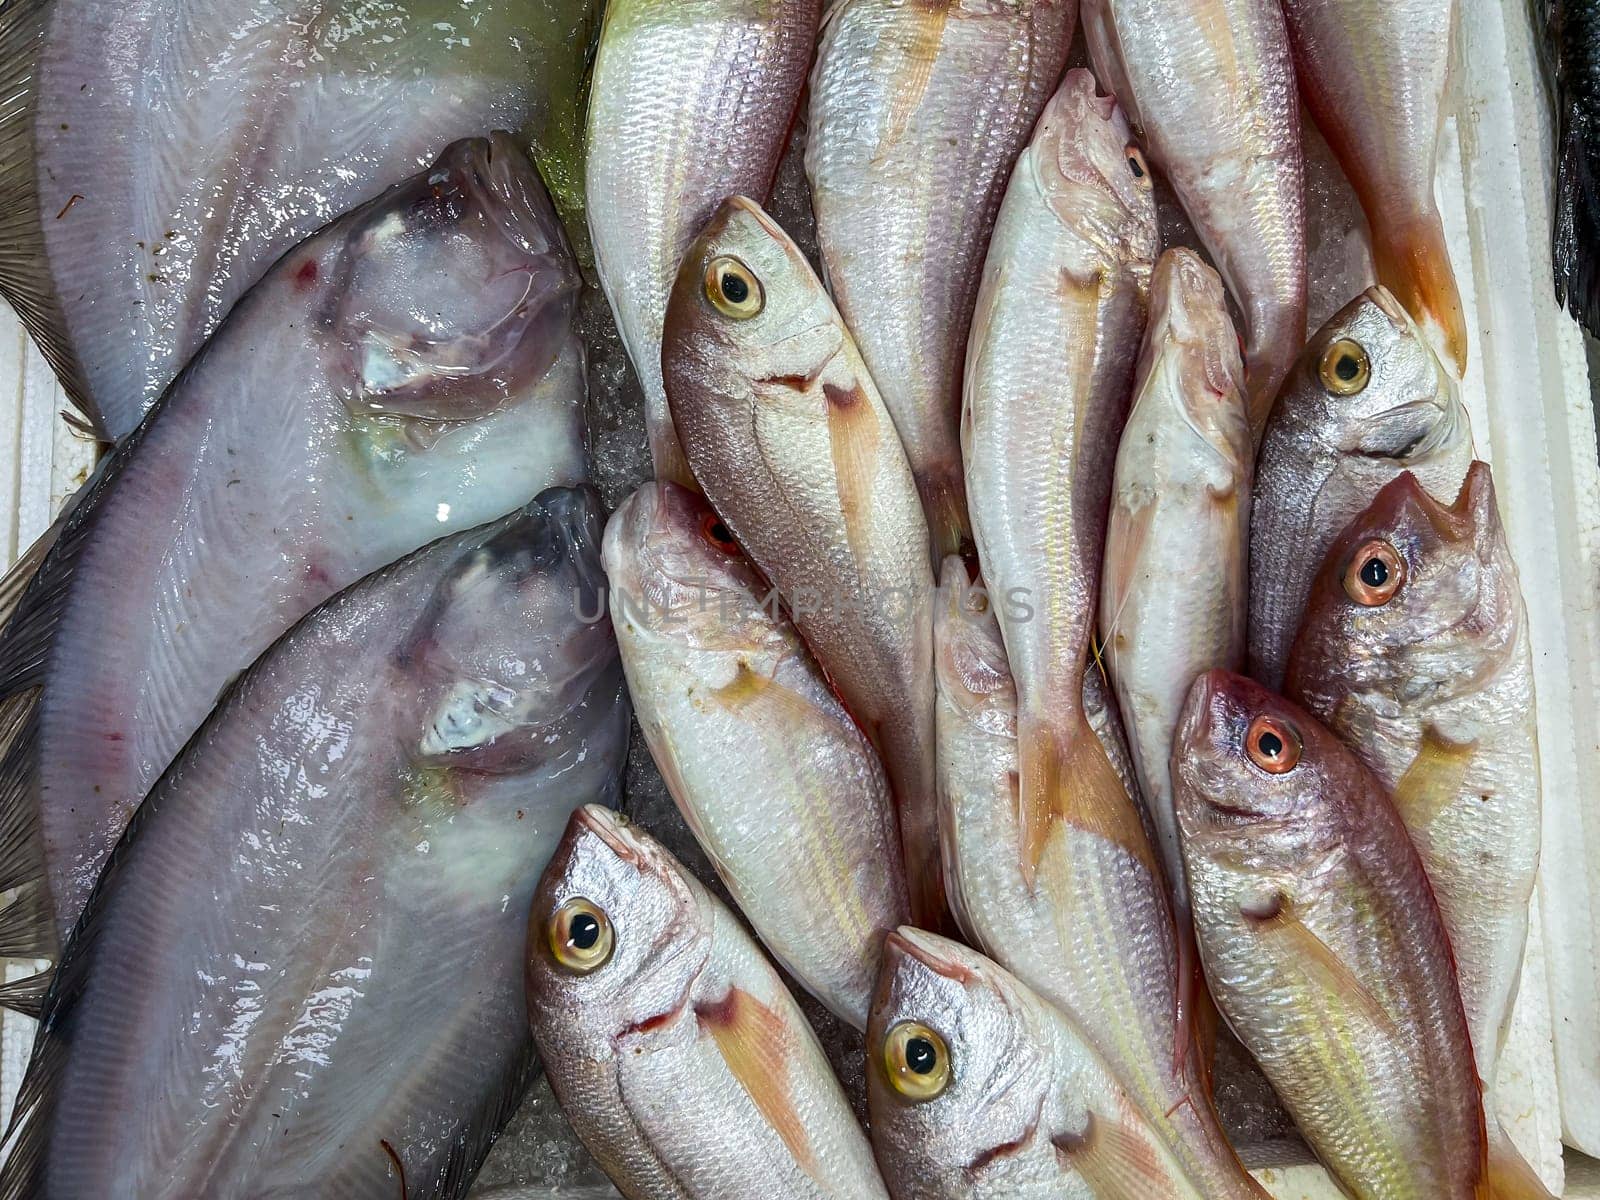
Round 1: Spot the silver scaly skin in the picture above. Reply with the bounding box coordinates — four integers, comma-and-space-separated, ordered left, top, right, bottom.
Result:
806, 0, 1077, 558
602, 481, 909, 1030
1287, 463, 1553, 1198
526, 806, 891, 1200
1247, 285, 1474, 691
586, 0, 820, 487
663, 197, 943, 930
0, 488, 631, 1199
867, 928, 1204, 1200
1082, 0, 1305, 429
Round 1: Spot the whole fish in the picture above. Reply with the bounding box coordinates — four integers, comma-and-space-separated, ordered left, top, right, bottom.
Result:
1540, 0, 1600, 336
1287, 463, 1553, 1198
962, 67, 1155, 885
1082, 0, 1305, 427
930, 558, 1269, 1200
586, 0, 820, 486
1247, 285, 1473, 691
602, 480, 910, 1029
525, 805, 892, 1200
0, 0, 581, 441
0, 135, 586, 950
663, 196, 942, 928
805, 0, 1077, 557
867, 927, 1203, 1200
1281, 0, 1469, 373
1101, 247, 1252, 921
1173, 670, 1521, 1200
0, 488, 632, 1200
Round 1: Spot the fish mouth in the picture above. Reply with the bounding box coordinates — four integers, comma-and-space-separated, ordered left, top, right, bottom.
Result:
1363, 284, 1411, 325
886, 927, 975, 984
450, 131, 572, 264
573, 805, 646, 867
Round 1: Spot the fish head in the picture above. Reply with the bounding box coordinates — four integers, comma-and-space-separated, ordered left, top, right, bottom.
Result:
933, 556, 1016, 734
1030, 69, 1158, 280
526, 806, 712, 1058
1173, 671, 1358, 880
401, 484, 624, 775
1290, 461, 1520, 706
663, 196, 848, 431
601, 481, 780, 654
1271, 286, 1469, 467
324, 132, 581, 432
867, 928, 1053, 1188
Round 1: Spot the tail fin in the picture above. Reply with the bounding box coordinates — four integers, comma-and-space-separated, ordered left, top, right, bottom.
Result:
1477, 1125, 1557, 1200
916, 466, 974, 567
1372, 211, 1468, 378
1552, 94, 1600, 338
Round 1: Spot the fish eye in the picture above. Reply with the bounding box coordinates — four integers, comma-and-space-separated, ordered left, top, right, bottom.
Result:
548, 897, 614, 974
1318, 338, 1371, 396
884, 1021, 951, 1101
1343, 540, 1404, 606
700, 511, 740, 555
705, 256, 764, 320
1125, 146, 1150, 183
1245, 715, 1301, 775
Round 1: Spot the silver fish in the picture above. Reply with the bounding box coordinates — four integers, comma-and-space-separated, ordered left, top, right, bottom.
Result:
0, 0, 576, 440
663, 196, 942, 929
1287, 463, 1553, 1198
805, 0, 1077, 557
930, 559, 1270, 1200
867, 927, 1204, 1200
525, 805, 891, 1200
0, 488, 631, 1199
1101, 247, 1252, 922
586, 0, 820, 486
1082, 0, 1305, 427
602, 480, 909, 1029
0, 135, 586, 950
1247, 285, 1473, 690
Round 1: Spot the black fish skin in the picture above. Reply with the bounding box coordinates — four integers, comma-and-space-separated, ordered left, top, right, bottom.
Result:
1542, 0, 1600, 335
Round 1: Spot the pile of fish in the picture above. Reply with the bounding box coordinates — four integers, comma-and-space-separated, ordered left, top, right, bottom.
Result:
0, 0, 1577, 1197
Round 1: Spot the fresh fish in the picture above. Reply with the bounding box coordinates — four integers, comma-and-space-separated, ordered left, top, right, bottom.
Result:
867, 927, 1204, 1200
525, 805, 892, 1200
1280, 0, 1469, 373
0, 135, 585, 950
586, 0, 820, 487
601, 480, 910, 1029
1540, 0, 1600, 335
662, 196, 942, 929
1101, 247, 1252, 923
0, 488, 632, 1200
930, 559, 1269, 1200
805, 0, 1077, 557
1173, 670, 1507, 1200
0, 0, 581, 441
1082, 0, 1305, 427
1287, 463, 1553, 1198
1246, 286, 1473, 691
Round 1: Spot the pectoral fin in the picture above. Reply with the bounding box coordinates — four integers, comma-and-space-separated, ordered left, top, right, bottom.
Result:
1053, 1110, 1188, 1199
1243, 894, 1400, 1041
698, 987, 814, 1174
1392, 727, 1476, 833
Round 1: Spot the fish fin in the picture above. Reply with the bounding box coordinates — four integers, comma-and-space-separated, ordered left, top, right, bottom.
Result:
1243, 893, 1400, 1041
0, 969, 47, 1019
1392, 727, 1476, 832
1477, 1123, 1557, 1200
824, 379, 884, 575
434, 1043, 540, 1200
1371, 212, 1468, 377
710, 660, 825, 729
0, 689, 49, 919
1552, 89, 1600, 337
872, 6, 949, 163
0, 0, 99, 436
916, 465, 972, 567
1053, 1109, 1188, 1200
698, 986, 814, 1173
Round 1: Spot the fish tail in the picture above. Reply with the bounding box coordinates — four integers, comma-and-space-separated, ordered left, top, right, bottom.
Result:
1477, 1123, 1557, 1200
1552, 90, 1600, 337
915, 465, 973, 567
0, 0, 100, 435
648, 415, 700, 494
1371, 211, 1468, 377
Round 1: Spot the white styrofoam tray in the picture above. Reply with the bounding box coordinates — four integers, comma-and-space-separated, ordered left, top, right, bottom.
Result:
0, 0, 1597, 1193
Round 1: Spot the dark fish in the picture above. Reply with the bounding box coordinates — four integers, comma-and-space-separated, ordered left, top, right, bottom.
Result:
0, 135, 586, 953
1540, 0, 1600, 335
0, 487, 631, 1199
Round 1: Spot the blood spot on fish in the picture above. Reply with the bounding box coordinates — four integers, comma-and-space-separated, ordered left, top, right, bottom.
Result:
823, 382, 863, 409
967, 1112, 1041, 1171
294, 259, 320, 290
